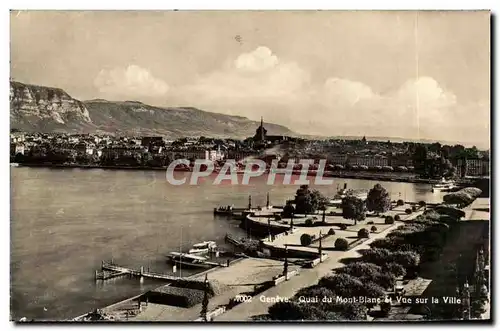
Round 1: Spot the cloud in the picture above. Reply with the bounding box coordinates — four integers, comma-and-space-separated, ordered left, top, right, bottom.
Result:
94, 65, 169, 99
322, 78, 376, 106
234, 46, 279, 72
170, 47, 487, 146
179, 46, 309, 101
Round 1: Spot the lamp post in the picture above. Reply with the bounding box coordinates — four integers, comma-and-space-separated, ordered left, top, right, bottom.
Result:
267, 218, 272, 242
463, 280, 471, 320
283, 244, 289, 280
318, 231, 323, 262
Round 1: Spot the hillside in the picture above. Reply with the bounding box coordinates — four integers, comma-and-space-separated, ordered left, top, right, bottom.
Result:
10, 81, 93, 133
9, 81, 295, 139
83, 99, 294, 138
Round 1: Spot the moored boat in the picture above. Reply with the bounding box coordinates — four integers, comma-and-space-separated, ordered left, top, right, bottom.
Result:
188, 241, 217, 255
432, 178, 458, 192
167, 252, 211, 269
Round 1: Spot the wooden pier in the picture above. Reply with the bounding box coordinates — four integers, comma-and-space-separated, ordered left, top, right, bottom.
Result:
95, 259, 229, 281
95, 261, 187, 281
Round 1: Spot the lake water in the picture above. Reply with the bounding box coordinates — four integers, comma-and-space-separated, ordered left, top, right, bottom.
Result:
10, 167, 445, 320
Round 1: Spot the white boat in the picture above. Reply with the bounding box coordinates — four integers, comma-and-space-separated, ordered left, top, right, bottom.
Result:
188, 241, 217, 255
167, 252, 211, 269
432, 178, 458, 192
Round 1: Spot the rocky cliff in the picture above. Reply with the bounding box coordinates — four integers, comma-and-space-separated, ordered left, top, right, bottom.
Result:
9, 81, 295, 138
10, 81, 92, 132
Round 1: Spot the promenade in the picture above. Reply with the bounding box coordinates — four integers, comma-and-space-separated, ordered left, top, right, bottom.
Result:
114, 258, 300, 322
215, 208, 423, 321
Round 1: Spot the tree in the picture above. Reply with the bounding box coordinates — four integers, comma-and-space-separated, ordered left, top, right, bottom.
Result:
335, 238, 349, 251
361, 248, 392, 265
443, 192, 474, 207
268, 301, 327, 321
412, 144, 428, 177
385, 216, 395, 224
461, 187, 482, 199
300, 234, 313, 246
294, 185, 328, 214
382, 262, 406, 278
358, 228, 369, 238
342, 195, 366, 225
291, 286, 367, 321
282, 202, 295, 218
319, 274, 364, 298
366, 184, 391, 215
380, 301, 392, 317
396, 199, 405, 206
434, 206, 466, 219
359, 281, 386, 298
337, 262, 382, 277
391, 251, 420, 270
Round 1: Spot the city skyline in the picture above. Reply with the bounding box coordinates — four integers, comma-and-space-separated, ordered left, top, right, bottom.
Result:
10, 11, 490, 147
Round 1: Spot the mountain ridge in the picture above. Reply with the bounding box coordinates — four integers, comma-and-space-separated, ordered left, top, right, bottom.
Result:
9, 81, 295, 139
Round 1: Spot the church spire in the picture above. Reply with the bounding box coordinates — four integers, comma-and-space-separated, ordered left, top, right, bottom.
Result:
260, 117, 265, 141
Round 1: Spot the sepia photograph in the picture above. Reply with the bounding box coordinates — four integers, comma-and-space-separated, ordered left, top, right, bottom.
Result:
8, 9, 491, 323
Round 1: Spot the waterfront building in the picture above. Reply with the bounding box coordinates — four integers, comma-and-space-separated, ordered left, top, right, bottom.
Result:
457, 158, 490, 177
348, 155, 389, 167
226, 150, 256, 161
329, 154, 348, 165
207, 148, 225, 162
168, 150, 208, 161
10, 143, 25, 156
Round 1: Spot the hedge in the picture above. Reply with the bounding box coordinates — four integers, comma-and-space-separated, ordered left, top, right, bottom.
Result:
300, 234, 313, 246
358, 228, 369, 239
335, 238, 349, 251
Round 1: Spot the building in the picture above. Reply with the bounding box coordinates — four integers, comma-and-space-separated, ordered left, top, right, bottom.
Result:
226, 150, 256, 161
252, 117, 268, 146
207, 148, 225, 162
348, 155, 389, 167
141, 136, 164, 147
457, 158, 490, 177
251, 117, 294, 147
329, 154, 348, 165
10, 143, 25, 156
168, 150, 208, 161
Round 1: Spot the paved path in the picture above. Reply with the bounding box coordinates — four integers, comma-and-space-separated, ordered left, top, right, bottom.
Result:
124, 258, 298, 322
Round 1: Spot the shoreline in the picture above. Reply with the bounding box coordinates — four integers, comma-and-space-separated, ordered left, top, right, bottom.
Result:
11, 163, 455, 185
71, 257, 245, 322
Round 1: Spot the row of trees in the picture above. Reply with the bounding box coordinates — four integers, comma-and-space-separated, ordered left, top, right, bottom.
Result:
268, 200, 468, 321
285, 183, 399, 227
341, 184, 392, 224
12, 149, 179, 168
411, 144, 460, 179
443, 187, 483, 208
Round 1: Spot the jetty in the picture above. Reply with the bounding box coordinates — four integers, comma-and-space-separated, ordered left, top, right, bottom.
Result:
95, 261, 187, 281
95, 258, 231, 281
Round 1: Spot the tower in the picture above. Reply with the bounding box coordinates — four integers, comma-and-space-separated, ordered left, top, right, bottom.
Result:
253, 117, 267, 143
260, 117, 265, 141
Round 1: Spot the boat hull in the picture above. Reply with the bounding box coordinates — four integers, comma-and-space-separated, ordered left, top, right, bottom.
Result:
167, 257, 212, 269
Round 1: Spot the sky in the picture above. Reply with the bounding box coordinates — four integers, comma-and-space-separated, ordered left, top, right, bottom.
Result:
10, 11, 490, 147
